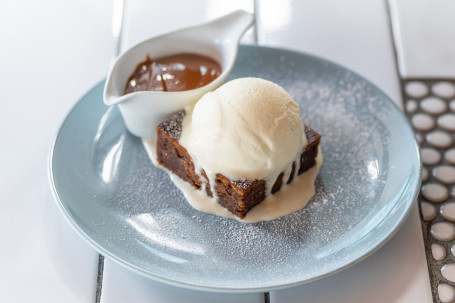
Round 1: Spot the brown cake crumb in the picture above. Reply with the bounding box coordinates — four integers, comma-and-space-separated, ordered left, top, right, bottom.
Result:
156, 110, 321, 219
158, 110, 185, 140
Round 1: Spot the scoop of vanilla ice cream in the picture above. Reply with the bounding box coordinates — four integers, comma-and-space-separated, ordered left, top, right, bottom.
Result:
180, 77, 307, 180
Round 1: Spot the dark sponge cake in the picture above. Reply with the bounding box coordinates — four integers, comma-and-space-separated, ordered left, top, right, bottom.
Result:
156, 110, 321, 219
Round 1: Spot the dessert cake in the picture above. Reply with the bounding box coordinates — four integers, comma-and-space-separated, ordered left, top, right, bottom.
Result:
156, 108, 321, 219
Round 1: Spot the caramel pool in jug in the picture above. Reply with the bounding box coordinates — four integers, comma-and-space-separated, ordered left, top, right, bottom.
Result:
124, 53, 221, 94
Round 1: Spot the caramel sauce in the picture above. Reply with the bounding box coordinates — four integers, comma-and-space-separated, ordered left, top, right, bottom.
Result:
124, 53, 221, 94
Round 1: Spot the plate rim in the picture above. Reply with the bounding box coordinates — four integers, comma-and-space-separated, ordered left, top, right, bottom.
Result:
48, 44, 421, 293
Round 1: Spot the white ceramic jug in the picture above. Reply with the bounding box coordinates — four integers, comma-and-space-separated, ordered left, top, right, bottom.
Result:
104, 10, 254, 138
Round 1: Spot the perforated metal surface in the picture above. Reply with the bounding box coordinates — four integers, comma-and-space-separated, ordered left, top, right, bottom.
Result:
402, 79, 455, 302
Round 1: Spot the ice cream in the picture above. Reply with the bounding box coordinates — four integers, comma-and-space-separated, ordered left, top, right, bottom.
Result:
179, 77, 307, 181
144, 76, 322, 222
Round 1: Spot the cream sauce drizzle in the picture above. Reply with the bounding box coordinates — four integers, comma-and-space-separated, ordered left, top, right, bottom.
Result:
143, 138, 322, 223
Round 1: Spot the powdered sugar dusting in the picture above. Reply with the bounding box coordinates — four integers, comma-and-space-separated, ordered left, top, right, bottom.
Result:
86, 46, 414, 289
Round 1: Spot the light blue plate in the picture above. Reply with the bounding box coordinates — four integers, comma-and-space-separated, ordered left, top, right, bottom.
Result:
49, 45, 421, 292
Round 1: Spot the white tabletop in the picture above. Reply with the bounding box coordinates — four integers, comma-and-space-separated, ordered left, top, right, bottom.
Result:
1, 0, 433, 302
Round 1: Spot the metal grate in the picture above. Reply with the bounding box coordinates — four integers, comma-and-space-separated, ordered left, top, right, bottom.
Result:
400, 78, 455, 302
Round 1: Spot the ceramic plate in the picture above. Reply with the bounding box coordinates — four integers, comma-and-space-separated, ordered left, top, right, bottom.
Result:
49, 45, 420, 292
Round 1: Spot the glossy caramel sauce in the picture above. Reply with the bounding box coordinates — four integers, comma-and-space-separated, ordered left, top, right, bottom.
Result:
124, 53, 221, 94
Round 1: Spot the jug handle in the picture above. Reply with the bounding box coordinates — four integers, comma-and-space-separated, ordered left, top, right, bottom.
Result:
191, 10, 255, 44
